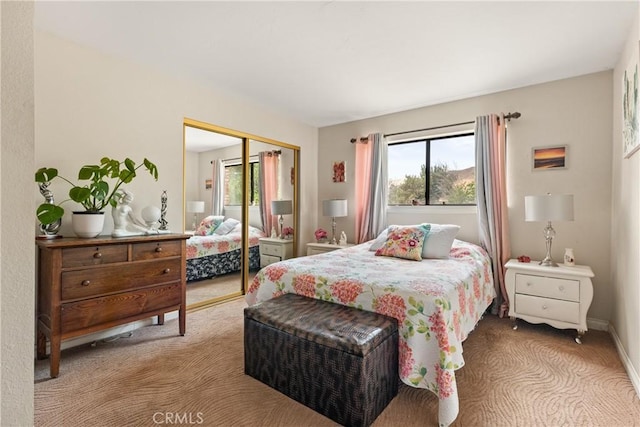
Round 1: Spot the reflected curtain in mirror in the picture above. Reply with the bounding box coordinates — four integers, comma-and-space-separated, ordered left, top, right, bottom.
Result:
211, 159, 225, 216
259, 151, 280, 235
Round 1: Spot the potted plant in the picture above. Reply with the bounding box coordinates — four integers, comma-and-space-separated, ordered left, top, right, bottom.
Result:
35, 157, 158, 238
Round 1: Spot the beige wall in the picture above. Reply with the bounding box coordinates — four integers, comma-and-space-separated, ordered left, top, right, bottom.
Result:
319, 72, 613, 325
35, 31, 318, 254
0, 2, 35, 426
611, 9, 640, 394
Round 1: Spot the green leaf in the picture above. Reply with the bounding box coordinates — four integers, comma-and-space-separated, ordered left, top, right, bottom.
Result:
36, 203, 64, 224
124, 158, 135, 172
408, 309, 419, 316
419, 366, 427, 376
35, 168, 58, 182
69, 186, 91, 203
119, 169, 136, 183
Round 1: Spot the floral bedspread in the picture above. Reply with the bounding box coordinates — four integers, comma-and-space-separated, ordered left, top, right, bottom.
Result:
186, 225, 264, 260
246, 239, 495, 426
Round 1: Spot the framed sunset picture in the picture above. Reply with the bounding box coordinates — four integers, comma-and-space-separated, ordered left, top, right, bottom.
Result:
532, 145, 567, 170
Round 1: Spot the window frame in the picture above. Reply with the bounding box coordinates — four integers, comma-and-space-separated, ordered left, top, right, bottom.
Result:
387, 131, 476, 206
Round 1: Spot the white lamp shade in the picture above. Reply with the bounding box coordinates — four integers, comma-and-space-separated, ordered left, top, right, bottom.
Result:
271, 200, 292, 215
323, 199, 348, 217
525, 194, 574, 222
186, 201, 205, 213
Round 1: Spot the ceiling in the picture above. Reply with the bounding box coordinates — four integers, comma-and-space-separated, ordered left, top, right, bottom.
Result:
34, 1, 638, 128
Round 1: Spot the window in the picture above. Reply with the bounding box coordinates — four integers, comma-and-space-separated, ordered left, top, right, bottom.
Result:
387, 133, 476, 206
224, 161, 260, 206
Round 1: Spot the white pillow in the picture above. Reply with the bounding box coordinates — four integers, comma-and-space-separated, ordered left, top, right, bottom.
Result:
369, 223, 460, 259
213, 218, 241, 235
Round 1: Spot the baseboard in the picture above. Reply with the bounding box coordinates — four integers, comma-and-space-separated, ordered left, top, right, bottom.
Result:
608, 323, 640, 399
35, 311, 180, 358
587, 317, 609, 331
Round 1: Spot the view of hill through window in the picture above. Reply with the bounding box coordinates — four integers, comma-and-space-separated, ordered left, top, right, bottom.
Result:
388, 134, 476, 205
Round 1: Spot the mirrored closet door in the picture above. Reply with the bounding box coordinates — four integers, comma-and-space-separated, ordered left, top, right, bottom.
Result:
183, 118, 299, 310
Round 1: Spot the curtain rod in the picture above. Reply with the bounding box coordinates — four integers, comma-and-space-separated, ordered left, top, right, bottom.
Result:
210, 151, 277, 164
350, 111, 521, 142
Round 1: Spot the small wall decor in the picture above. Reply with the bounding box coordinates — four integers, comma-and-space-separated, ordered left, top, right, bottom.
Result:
205, 179, 212, 189
333, 161, 346, 182
623, 42, 639, 159
532, 145, 567, 170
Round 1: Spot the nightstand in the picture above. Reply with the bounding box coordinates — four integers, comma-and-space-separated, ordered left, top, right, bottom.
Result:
505, 259, 594, 344
259, 237, 294, 267
306, 242, 354, 256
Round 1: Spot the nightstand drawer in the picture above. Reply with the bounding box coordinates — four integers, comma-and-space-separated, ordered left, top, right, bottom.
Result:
260, 254, 281, 267
261, 243, 283, 257
515, 274, 579, 302
515, 294, 580, 324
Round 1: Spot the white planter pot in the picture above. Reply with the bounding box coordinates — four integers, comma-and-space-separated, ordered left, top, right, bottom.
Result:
72, 212, 105, 238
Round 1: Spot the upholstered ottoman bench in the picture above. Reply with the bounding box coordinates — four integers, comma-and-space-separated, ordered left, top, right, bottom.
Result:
244, 293, 399, 427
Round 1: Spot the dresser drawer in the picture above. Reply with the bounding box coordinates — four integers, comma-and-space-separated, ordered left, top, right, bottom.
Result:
132, 240, 182, 260
62, 245, 128, 268
515, 294, 580, 324
61, 258, 182, 300
60, 282, 182, 334
515, 273, 580, 302
261, 243, 283, 257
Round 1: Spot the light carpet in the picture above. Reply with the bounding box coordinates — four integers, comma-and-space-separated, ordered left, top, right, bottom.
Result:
35, 297, 640, 426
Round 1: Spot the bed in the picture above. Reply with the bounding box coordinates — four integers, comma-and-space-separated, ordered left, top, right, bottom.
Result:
186, 223, 265, 282
246, 236, 496, 426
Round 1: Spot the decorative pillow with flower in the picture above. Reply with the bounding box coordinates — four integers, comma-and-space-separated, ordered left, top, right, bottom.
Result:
194, 215, 225, 236
374, 224, 428, 261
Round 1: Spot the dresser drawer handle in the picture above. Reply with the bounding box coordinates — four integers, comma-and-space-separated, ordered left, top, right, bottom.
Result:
163, 268, 171, 274
81, 280, 91, 286
156, 247, 163, 253
559, 285, 565, 291
542, 305, 548, 310
93, 252, 102, 259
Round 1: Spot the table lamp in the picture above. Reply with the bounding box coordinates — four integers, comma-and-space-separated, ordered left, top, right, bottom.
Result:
322, 199, 348, 244
186, 201, 205, 231
525, 194, 574, 267
271, 200, 292, 239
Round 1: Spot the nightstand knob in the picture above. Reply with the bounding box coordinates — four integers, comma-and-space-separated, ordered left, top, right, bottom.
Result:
559, 286, 565, 291
155, 246, 163, 253
526, 282, 532, 287
163, 268, 171, 274
93, 252, 102, 259
81, 280, 91, 286
542, 305, 548, 310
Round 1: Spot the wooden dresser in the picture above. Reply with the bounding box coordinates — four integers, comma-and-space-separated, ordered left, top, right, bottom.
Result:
36, 234, 190, 377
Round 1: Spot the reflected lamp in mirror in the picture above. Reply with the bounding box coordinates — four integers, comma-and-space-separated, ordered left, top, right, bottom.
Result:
186, 201, 205, 231
322, 199, 348, 245
271, 200, 293, 239
525, 194, 574, 267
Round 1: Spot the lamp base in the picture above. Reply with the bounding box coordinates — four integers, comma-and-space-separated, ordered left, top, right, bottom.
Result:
539, 257, 558, 267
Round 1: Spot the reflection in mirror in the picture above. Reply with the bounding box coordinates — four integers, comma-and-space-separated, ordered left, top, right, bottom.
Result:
183, 120, 299, 310
184, 124, 245, 308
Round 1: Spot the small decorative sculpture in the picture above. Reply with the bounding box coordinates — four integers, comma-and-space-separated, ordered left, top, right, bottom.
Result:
37, 182, 62, 239
158, 190, 169, 231
111, 190, 159, 237
271, 226, 278, 238
339, 231, 347, 246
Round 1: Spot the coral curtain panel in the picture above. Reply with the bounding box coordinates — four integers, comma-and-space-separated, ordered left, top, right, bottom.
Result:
211, 159, 225, 216
355, 133, 388, 244
259, 151, 279, 235
475, 114, 511, 317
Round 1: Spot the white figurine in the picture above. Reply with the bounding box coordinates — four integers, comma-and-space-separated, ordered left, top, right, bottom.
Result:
339, 231, 347, 246
111, 190, 158, 237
